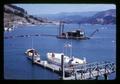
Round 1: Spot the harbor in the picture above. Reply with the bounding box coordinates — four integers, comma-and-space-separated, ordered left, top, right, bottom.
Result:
24, 47, 116, 80
25, 52, 116, 80
4, 24, 116, 80
4, 4, 116, 80
3, 4, 117, 80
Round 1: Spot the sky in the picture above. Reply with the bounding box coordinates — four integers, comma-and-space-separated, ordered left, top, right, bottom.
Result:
14, 4, 116, 15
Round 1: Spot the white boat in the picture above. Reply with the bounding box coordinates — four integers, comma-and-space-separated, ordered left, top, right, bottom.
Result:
47, 52, 86, 67
4, 27, 8, 31
25, 48, 40, 62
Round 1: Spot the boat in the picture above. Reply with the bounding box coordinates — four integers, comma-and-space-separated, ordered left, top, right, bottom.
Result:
4, 27, 8, 31
47, 52, 86, 67
25, 36, 41, 62
25, 48, 40, 62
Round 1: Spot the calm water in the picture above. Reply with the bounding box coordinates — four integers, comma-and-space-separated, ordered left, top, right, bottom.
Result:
4, 24, 116, 80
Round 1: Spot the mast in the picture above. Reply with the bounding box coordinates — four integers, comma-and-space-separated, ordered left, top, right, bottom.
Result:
61, 22, 64, 34
70, 40, 72, 58
59, 21, 61, 36
32, 49, 35, 63
31, 37, 34, 63
64, 42, 72, 58
79, 23, 81, 29
31, 37, 33, 49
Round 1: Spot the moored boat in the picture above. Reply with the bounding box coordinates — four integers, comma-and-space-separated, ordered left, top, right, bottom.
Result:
25, 48, 40, 62
47, 52, 86, 67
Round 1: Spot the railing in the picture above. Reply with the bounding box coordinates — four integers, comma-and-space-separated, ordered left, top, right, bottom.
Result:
64, 61, 116, 80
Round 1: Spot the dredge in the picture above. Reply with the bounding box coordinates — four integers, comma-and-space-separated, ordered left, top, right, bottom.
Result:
57, 21, 99, 40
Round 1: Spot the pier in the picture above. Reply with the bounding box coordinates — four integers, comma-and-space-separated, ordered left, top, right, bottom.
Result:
63, 61, 116, 80
33, 60, 60, 73
28, 54, 116, 80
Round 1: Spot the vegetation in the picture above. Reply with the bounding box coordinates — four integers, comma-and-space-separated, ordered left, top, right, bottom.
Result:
4, 4, 45, 28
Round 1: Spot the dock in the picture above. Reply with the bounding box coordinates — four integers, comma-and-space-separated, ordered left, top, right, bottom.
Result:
34, 60, 60, 73
29, 56, 116, 80
63, 61, 116, 80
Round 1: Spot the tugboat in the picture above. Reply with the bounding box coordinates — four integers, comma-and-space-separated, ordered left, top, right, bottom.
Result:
25, 48, 40, 62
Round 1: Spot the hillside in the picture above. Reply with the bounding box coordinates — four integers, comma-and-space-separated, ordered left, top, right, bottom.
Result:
87, 9, 116, 24
36, 11, 98, 21
4, 4, 45, 28
4, 4, 116, 29
36, 9, 116, 24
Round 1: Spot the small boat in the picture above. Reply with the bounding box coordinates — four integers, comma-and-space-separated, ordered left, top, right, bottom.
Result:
47, 52, 86, 67
25, 48, 40, 62
4, 27, 8, 31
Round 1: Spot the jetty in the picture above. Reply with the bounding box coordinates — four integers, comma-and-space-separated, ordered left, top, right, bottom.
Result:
63, 61, 116, 80
27, 53, 116, 80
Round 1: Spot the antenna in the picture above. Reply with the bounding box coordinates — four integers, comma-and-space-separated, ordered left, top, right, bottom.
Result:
31, 36, 33, 49
79, 23, 81, 29
59, 21, 61, 36
70, 40, 72, 58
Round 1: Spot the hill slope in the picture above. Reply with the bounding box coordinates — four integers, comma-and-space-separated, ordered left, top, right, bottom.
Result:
36, 9, 116, 24
4, 4, 45, 28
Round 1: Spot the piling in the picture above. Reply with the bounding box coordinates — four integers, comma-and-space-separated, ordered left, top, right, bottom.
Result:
61, 54, 64, 80
104, 73, 108, 80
